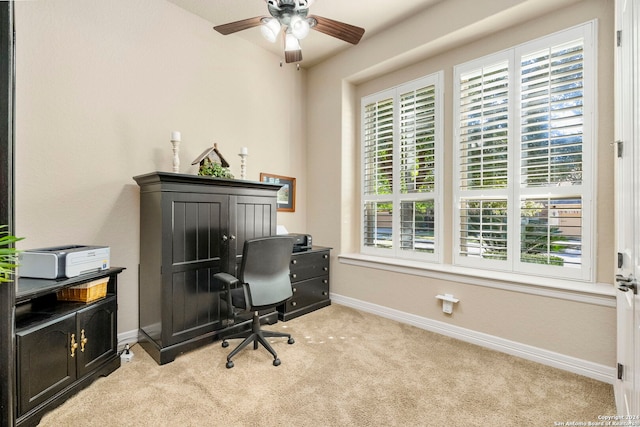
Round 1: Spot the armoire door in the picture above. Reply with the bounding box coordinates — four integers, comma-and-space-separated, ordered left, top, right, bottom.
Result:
226, 194, 278, 274
163, 192, 230, 345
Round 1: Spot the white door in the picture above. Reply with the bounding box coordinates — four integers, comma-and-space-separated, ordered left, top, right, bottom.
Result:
615, 0, 640, 416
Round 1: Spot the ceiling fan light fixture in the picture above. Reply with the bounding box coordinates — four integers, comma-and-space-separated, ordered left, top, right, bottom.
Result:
290, 15, 310, 39
260, 18, 281, 43
284, 33, 301, 51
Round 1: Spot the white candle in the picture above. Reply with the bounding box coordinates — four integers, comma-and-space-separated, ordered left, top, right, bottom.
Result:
240, 147, 248, 155
171, 131, 181, 142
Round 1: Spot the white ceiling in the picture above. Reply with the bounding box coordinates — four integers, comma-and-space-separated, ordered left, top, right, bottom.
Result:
166, 0, 444, 67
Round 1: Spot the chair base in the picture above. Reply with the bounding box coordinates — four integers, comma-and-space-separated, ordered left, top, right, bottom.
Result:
222, 311, 294, 368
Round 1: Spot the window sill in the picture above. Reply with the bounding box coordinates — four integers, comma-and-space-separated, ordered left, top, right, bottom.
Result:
338, 253, 616, 307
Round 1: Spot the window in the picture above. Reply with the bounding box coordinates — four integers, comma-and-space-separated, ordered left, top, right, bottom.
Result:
361, 73, 443, 261
453, 22, 595, 281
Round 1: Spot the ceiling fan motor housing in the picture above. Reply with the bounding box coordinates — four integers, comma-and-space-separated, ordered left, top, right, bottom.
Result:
267, 0, 310, 26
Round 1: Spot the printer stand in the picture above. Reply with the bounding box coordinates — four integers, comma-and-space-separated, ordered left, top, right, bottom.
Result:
15, 268, 124, 427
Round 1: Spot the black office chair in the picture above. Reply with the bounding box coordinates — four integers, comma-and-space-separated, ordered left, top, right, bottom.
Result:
213, 236, 295, 369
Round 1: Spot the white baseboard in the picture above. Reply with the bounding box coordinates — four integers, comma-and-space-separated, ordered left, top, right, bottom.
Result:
331, 293, 616, 385
117, 329, 139, 351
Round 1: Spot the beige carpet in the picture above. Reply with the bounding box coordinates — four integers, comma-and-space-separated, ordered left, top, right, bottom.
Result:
39, 304, 615, 426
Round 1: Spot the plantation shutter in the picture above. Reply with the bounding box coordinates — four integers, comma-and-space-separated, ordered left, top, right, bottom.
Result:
518, 37, 586, 269
520, 39, 584, 187
363, 98, 394, 196
457, 60, 510, 261
458, 61, 510, 191
399, 85, 436, 193
362, 73, 442, 259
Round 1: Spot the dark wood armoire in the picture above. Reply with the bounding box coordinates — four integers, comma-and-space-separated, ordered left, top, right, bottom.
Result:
133, 172, 282, 365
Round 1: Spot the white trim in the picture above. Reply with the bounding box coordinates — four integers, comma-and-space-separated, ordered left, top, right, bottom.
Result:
339, 253, 615, 307
331, 293, 616, 384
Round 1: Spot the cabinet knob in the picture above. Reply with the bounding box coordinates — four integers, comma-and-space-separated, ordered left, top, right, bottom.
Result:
292, 287, 297, 293
323, 279, 328, 284
322, 291, 328, 296
230, 235, 236, 240
323, 267, 328, 272
80, 329, 88, 353
291, 301, 297, 307
222, 235, 228, 242
291, 259, 297, 265
291, 274, 297, 279
70, 334, 78, 358
323, 254, 329, 259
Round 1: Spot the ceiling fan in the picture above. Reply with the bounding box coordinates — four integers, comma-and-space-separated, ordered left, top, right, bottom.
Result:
213, 0, 365, 64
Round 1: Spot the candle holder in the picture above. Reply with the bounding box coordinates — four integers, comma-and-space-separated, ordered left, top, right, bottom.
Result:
171, 133, 181, 173
238, 151, 248, 179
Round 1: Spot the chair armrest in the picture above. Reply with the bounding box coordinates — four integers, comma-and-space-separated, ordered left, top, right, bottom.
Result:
213, 272, 240, 325
213, 272, 239, 291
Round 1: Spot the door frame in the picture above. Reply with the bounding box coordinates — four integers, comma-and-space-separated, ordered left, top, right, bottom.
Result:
615, 0, 640, 415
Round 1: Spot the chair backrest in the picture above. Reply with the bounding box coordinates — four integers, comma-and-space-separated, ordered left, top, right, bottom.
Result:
239, 236, 294, 309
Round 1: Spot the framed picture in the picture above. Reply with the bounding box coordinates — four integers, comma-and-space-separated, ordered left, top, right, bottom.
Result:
260, 173, 296, 212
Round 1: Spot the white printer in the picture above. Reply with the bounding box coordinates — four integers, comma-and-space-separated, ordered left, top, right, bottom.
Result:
19, 245, 110, 279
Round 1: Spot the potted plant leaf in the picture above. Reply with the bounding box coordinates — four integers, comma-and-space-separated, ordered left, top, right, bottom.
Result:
0, 225, 22, 283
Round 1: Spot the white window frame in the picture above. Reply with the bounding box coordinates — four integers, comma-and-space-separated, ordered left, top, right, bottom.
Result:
361, 72, 444, 263
453, 21, 596, 281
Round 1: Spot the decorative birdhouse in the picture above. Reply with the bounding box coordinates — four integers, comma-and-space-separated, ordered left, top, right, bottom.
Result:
192, 143, 234, 178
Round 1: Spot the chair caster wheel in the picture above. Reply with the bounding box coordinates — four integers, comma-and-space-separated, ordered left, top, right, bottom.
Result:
273, 358, 281, 367
222, 341, 229, 348
288, 337, 295, 344
226, 360, 234, 369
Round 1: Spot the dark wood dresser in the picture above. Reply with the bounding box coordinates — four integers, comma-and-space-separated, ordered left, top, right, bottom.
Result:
278, 246, 331, 321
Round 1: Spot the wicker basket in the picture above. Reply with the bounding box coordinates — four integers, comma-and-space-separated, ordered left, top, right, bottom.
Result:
57, 278, 108, 303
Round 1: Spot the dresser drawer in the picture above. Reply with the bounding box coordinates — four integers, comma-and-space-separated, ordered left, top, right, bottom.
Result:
290, 250, 330, 282
289, 276, 329, 308
279, 276, 330, 321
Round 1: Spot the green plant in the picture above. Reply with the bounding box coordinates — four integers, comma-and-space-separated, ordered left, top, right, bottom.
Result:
197, 158, 234, 179
0, 225, 23, 283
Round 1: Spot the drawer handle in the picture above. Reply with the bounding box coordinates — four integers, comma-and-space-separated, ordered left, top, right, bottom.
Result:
323, 267, 328, 271
292, 287, 297, 293
291, 259, 297, 265
322, 291, 328, 296
323, 279, 328, 284
323, 254, 329, 259
80, 329, 88, 353
291, 274, 297, 279
291, 301, 297, 307
70, 333, 78, 358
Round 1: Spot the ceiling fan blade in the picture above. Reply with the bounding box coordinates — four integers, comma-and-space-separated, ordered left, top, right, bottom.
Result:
309, 15, 365, 45
285, 49, 303, 63
213, 16, 266, 35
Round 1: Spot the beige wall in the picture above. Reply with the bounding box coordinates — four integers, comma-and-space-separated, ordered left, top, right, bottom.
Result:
307, 0, 616, 367
14, 0, 307, 334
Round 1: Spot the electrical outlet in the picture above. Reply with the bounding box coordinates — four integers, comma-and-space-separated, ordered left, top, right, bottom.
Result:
120, 344, 134, 362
